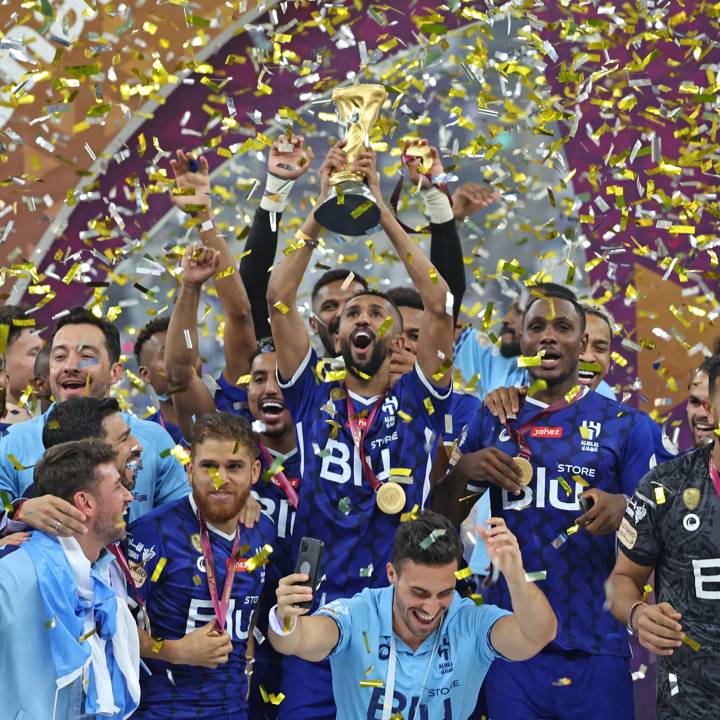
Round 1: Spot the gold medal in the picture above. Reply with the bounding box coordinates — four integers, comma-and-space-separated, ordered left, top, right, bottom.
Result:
513, 456, 533, 486
376, 482, 407, 514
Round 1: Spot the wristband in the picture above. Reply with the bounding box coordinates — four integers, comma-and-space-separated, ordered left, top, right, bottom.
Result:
269, 604, 297, 636
261, 173, 295, 213
420, 185, 454, 224
627, 601, 646, 635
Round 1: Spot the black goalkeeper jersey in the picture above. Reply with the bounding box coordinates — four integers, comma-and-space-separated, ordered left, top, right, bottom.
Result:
618, 444, 720, 720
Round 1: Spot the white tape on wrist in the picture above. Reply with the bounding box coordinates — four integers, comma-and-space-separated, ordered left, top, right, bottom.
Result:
261, 174, 295, 212
420, 185, 454, 224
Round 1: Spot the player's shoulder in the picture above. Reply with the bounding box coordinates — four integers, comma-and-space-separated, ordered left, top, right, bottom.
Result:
128, 495, 191, 536
215, 372, 248, 402
450, 390, 482, 414
641, 445, 711, 494
124, 411, 176, 447
245, 513, 276, 547
1, 412, 44, 443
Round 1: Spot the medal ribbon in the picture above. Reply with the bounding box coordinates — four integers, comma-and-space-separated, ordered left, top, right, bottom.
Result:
108, 542, 146, 610
198, 511, 242, 634
708, 454, 720, 498
346, 391, 387, 492
505, 393, 580, 459
258, 441, 299, 509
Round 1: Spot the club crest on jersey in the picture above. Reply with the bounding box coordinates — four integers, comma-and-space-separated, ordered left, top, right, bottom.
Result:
190, 533, 202, 554
579, 420, 601, 452
683, 488, 701, 511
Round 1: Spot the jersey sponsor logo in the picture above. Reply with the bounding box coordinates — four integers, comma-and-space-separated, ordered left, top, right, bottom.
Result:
692, 559, 720, 600
683, 488, 701, 511
618, 517, 637, 549
498, 428, 511, 442
502, 467, 582, 512
126, 537, 157, 565
186, 598, 252, 640
530, 426, 564, 439
227, 557, 249, 572
579, 420, 601, 452
556, 463, 596, 479
254, 492, 296, 539
626, 497, 647, 524
683, 513, 700, 533
365, 687, 452, 720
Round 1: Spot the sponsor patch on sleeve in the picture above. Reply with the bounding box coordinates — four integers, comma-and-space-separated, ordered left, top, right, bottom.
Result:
618, 517, 638, 549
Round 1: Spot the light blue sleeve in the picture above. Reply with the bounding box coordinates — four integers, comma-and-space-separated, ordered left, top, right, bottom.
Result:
457, 598, 513, 664
0, 432, 19, 501
129, 417, 189, 509
469, 493, 492, 575
315, 592, 369, 658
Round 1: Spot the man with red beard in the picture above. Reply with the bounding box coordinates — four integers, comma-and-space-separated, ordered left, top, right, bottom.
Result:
125, 412, 274, 720
266, 142, 454, 719
0, 307, 188, 530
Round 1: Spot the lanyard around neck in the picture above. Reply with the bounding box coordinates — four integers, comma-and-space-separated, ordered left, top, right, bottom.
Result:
381, 609, 444, 720
346, 390, 387, 492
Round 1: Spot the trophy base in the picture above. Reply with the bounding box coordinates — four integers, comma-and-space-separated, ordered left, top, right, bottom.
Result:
314, 182, 381, 237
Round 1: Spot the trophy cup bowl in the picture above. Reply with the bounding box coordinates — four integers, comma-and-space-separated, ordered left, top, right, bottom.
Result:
314, 84, 388, 236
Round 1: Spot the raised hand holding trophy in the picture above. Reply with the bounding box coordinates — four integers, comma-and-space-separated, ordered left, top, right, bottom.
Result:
314, 84, 388, 236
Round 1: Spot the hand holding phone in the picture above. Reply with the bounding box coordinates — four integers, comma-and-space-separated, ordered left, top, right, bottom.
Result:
292, 537, 324, 610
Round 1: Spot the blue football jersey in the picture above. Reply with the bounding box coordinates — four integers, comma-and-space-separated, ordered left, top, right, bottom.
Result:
457, 390, 655, 656
444, 391, 480, 445
126, 496, 276, 719
279, 347, 451, 605
211, 377, 298, 573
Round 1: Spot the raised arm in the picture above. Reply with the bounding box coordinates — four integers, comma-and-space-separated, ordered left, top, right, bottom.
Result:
241, 134, 314, 340
481, 518, 557, 660
165, 244, 219, 440
355, 148, 454, 386
266, 142, 347, 380
169, 150, 256, 384
268, 572, 340, 662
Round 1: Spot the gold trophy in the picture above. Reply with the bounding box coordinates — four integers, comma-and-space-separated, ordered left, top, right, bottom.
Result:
314, 84, 388, 236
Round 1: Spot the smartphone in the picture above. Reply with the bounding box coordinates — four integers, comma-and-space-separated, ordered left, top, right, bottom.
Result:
579, 495, 595, 513
293, 537, 324, 609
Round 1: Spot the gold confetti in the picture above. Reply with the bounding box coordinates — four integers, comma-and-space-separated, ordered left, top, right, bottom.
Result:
150, 557, 167, 583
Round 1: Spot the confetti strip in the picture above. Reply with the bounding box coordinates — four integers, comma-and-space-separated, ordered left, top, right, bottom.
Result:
150, 557, 167, 583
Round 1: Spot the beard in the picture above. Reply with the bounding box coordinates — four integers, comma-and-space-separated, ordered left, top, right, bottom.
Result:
499, 325, 521, 358
194, 486, 250, 525
340, 336, 389, 380
317, 317, 341, 358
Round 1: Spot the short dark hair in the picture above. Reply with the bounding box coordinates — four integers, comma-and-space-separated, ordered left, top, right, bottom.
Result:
523, 283, 586, 333
346, 289, 404, 331
705, 355, 720, 398
34, 439, 117, 503
43, 397, 121, 448
134, 316, 170, 365
392, 511, 462, 573
0, 304, 33, 349
190, 412, 259, 459
248, 336, 276, 369
311, 269, 368, 303
387, 286, 424, 312
54, 307, 121, 363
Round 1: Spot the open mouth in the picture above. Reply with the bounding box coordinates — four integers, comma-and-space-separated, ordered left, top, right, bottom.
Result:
60, 376, 88, 393
411, 608, 440, 629
578, 369, 598, 385
693, 422, 715, 436
261, 398, 286, 421
539, 349, 561, 369
351, 327, 375, 354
